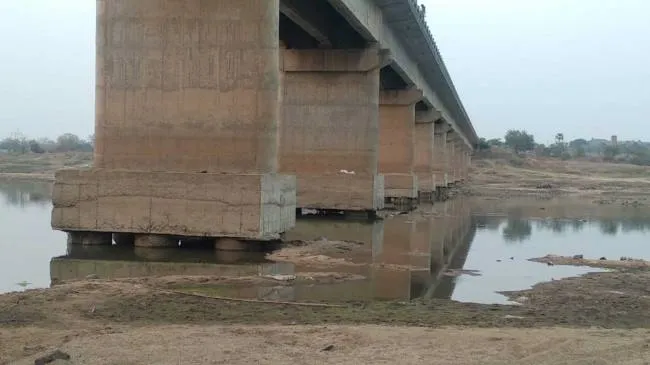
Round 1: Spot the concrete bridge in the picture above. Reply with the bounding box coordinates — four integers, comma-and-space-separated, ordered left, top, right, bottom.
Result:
51, 0, 477, 248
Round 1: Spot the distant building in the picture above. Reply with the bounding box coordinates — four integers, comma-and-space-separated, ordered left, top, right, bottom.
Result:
611, 135, 618, 146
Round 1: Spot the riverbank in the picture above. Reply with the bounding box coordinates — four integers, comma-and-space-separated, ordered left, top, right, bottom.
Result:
4, 265, 650, 364
4, 151, 650, 202
0, 152, 91, 181
467, 154, 650, 202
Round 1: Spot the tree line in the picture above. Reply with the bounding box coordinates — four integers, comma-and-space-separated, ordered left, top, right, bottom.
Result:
477, 129, 650, 166
0, 132, 94, 154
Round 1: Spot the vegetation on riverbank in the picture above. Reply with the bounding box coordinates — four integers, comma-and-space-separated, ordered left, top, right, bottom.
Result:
479, 129, 650, 166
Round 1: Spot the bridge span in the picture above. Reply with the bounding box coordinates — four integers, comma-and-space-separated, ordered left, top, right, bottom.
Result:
51, 0, 477, 248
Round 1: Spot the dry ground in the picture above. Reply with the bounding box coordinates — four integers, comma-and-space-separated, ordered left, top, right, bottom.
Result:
468, 154, 650, 201
4, 268, 650, 364
0, 152, 91, 181
8, 325, 650, 365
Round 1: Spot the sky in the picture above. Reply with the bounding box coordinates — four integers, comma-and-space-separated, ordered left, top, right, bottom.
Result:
0, 1, 648, 145
424, 0, 650, 144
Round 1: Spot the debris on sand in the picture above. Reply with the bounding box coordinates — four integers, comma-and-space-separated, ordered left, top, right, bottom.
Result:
530, 254, 650, 269
262, 274, 296, 282
268, 239, 365, 266
443, 269, 482, 277
34, 349, 70, 365
321, 344, 335, 352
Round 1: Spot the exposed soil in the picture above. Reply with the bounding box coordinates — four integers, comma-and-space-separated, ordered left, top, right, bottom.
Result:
531, 254, 650, 270
468, 155, 650, 203
0, 152, 91, 181
9, 325, 650, 365
268, 239, 368, 266
3, 268, 650, 364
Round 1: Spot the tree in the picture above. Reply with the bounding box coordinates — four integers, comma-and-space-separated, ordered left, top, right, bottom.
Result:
37, 138, 57, 153
504, 130, 535, 153
0, 131, 29, 153
549, 132, 567, 157
28, 140, 45, 154
487, 138, 503, 147
603, 145, 619, 161
502, 218, 532, 243
534, 143, 550, 156
477, 138, 490, 151
56, 133, 81, 152
569, 138, 588, 150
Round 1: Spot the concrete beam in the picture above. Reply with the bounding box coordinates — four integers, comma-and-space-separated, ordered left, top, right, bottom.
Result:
326, 0, 474, 149
282, 48, 383, 72
280, 0, 331, 47
379, 88, 422, 105
415, 109, 441, 124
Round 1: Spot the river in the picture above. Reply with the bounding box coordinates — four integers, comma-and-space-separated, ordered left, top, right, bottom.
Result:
3, 179, 650, 304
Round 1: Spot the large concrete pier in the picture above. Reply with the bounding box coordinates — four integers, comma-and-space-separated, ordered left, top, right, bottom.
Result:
51, 0, 477, 247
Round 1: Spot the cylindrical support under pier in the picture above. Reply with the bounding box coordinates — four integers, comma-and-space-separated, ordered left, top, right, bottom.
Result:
67, 231, 112, 246
134, 234, 178, 248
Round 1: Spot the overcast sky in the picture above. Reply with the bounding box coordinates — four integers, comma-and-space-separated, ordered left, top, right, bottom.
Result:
0, 1, 648, 145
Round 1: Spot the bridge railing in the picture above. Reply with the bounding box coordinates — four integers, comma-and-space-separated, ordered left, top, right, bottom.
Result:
407, 0, 478, 147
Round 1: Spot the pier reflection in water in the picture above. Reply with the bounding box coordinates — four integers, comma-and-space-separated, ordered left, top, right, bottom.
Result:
10, 179, 650, 302
50, 199, 476, 303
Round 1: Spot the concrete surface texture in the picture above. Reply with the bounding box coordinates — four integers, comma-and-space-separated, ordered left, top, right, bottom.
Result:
432, 122, 449, 187
51, 169, 296, 239
378, 89, 421, 199
95, 0, 281, 174
446, 132, 459, 183
280, 47, 384, 210
414, 122, 436, 194
52, 0, 296, 241
329, 0, 477, 146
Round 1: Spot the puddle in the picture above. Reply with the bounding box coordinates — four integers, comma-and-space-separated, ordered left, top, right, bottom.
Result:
3, 180, 650, 304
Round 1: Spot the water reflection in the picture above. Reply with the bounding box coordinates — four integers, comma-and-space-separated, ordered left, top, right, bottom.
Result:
456, 204, 650, 303
0, 180, 52, 207
502, 218, 532, 243
49, 200, 476, 302
6, 181, 650, 305
477, 215, 650, 242
0, 179, 65, 293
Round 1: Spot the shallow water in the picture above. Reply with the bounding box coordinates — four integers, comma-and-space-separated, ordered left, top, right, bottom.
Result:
3, 179, 650, 304
0, 180, 65, 293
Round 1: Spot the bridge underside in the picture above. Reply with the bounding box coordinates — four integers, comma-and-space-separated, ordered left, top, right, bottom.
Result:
51, 0, 475, 248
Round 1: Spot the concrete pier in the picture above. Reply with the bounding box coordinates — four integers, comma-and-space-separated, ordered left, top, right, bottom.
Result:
379, 89, 422, 204
280, 48, 384, 212
413, 110, 440, 202
52, 0, 296, 242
